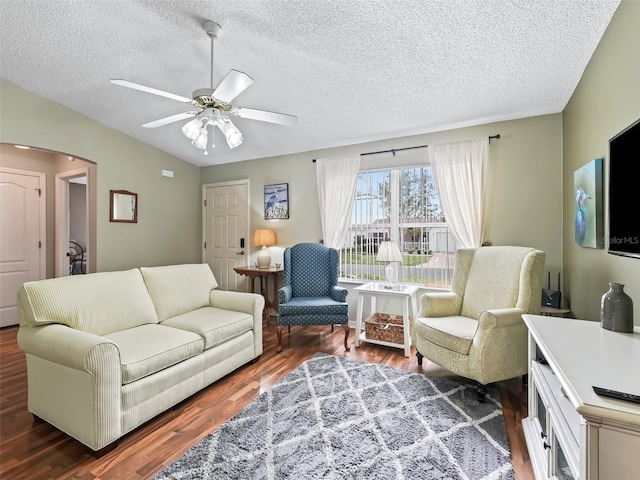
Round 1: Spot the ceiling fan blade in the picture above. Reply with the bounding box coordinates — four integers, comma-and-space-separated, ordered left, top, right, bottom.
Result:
213, 70, 254, 103
236, 108, 298, 126
142, 111, 199, 128
111, 79, 194, 104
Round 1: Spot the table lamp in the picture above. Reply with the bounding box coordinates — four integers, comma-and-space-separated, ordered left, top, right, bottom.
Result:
253, 228, 277, 268
376, 241, 403, 288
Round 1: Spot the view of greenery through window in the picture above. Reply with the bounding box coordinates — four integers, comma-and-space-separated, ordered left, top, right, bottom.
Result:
340, 166, 456, 288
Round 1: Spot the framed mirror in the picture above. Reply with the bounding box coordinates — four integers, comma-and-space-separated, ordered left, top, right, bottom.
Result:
110, 190, 138, 223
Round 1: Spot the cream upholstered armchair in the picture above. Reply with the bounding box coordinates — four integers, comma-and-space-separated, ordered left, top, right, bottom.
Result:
412, 246, 545, 401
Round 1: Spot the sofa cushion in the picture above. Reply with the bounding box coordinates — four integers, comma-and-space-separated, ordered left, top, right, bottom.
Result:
104, 324, 204, 384
18, 269, 159, 335
160, 307, 254, 350
140, 264, 218, 321
414, 316, 477, 355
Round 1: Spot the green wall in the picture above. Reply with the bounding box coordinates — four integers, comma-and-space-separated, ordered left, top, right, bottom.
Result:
202, 114, 564, 284
0, 79, 202, 272
563, 0, 640, 323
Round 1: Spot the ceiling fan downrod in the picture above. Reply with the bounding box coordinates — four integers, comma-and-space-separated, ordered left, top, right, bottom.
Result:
204, 20, 221, 90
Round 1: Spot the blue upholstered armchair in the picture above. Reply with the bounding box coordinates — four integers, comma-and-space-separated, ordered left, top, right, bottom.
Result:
276, 243, 350, 353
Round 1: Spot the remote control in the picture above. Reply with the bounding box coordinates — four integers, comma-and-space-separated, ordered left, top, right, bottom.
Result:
593, 386, 640, 405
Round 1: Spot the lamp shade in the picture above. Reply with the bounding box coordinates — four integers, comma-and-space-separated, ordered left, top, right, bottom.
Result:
253, 229, 277, 268
252, 228, 277, 247
376, 241, 403, 262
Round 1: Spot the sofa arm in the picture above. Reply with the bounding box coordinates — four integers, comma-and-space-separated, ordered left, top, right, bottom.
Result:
18, 323, 119, 369
417, 292, 462, 318
17, 324, 123, 451
209, 290, 265, 356
331, 285, 348, 302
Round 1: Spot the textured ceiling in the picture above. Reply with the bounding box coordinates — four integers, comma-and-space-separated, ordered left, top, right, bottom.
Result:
0, 1, 619, 167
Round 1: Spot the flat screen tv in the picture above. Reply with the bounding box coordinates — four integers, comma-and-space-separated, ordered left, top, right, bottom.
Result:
608, 118, 640, 259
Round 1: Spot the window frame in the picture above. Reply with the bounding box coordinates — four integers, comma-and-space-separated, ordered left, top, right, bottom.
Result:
339, 162, 455, 288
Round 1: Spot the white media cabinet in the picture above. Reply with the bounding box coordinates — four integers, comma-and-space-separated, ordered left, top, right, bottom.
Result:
522, 315, 640, 479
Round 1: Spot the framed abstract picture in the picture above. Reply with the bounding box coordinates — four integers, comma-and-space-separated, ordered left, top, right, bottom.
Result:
573, 158, 603, 248
264, 183, 289, 220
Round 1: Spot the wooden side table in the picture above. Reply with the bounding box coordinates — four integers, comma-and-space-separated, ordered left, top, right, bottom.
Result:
233, 266, 284, 323
540, 305, 572, 317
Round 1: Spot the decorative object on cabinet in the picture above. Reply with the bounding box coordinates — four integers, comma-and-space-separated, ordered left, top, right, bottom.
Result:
109, 189, 137, 223
264, 183, 289, 220
600, 282, 634, 333
573, 158, 603, 248
252, 228, 277, 268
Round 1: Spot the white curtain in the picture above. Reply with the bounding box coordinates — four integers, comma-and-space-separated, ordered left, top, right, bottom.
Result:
316, 155, 360, 249
428, 138, 489, 248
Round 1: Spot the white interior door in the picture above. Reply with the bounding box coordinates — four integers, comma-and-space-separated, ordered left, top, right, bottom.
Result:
0, 168, 45, 327
203, 180, 249, 291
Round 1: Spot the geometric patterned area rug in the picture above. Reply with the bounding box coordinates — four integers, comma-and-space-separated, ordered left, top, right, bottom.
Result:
153, 353, 514, 479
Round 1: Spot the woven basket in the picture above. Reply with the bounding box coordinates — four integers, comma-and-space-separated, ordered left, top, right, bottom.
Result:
364, 313, 405, 344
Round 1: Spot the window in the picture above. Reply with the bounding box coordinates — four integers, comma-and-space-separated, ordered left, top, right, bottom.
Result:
340, 165, 455, 288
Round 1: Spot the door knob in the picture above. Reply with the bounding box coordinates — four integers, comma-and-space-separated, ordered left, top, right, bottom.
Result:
236, 251, 245, 255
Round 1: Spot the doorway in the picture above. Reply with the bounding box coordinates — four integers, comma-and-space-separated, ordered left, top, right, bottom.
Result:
55, 168, 90, 276
203, 180, 249, 291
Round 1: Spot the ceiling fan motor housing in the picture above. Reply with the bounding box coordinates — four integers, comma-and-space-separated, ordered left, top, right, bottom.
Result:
192, 88, 231, 111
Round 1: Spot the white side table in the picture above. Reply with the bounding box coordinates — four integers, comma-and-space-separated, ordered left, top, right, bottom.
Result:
354, 282, 419, 357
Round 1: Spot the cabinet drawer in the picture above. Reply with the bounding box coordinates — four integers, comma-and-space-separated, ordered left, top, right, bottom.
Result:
537, 362, 582, 446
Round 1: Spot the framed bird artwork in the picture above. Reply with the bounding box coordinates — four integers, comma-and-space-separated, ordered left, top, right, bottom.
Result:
573, 158, 603, 248
264, 183, 289, 220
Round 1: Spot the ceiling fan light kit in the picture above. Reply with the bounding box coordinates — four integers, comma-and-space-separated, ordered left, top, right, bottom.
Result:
110, 19, 297, 156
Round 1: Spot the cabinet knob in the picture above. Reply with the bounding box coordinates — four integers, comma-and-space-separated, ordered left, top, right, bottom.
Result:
543, 441, 551, 450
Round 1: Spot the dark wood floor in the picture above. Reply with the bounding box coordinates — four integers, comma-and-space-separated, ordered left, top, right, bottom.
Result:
0, 320, 534, 479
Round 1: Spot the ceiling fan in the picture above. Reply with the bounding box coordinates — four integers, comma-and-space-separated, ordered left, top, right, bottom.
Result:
110, 20, 297, 155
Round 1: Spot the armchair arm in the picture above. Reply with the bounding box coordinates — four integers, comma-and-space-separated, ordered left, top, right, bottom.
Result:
278, 285, 292, 304
478, 307, 527, 328
330, 285, 348, 302
17, 324, 122, 451
469, 307, 528, 384
417, 292, 462, 318
209, 290, 264, 357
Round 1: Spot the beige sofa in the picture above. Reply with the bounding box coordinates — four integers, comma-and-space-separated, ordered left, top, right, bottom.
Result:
17, 263, 264, 453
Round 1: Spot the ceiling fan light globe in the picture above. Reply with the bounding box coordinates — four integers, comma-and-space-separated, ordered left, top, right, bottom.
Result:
191, 128, 208, 149
219, 117, 243, 148
226, 130, 243, 148
182, 118, 202, 140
